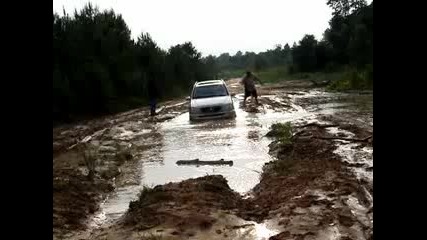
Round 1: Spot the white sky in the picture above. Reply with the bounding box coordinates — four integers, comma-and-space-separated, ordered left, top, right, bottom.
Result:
53, 0, 338, 56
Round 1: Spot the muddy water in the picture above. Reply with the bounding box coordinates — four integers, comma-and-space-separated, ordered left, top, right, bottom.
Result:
96, 96, 316, 227
94, 89, 373, 236
143, 96, 315, 193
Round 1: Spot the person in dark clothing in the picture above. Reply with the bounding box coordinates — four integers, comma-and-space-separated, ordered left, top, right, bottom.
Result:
240, 71, 262, 106
147, 78, 159, 116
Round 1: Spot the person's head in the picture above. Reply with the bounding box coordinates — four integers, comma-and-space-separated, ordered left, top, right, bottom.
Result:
246, 71, 252, 76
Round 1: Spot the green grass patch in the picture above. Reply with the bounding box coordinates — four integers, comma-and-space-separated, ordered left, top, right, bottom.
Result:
266, 122, 293, 144
265, 122, 297, 175
218, 65, 372, 91
254, 67, 342, 84
218, 66, 291, 83
128, 185, 173, 211
327, 65, 373, 91
254, 67, 290, 83
218, 69, 245, 79
306, 71, 345, 82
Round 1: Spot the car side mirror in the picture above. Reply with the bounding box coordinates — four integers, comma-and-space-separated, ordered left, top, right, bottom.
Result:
185, 96, 191, 101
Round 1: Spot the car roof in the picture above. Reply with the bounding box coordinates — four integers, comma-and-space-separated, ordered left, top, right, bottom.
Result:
195, 80, 224, 87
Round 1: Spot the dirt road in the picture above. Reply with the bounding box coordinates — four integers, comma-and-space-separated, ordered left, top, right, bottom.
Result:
53, 79, 373, 240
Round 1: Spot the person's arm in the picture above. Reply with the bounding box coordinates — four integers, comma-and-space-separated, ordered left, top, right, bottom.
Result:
254, 75, 263, 85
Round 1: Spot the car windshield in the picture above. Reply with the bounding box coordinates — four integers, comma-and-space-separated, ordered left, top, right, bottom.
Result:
193, 84, 228, 99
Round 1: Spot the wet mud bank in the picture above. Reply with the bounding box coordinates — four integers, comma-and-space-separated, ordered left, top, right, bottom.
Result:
53, 101, 187, 238
92, 120, 372, 240
256, 122, 373, 240
53, 79, 373, 239
53, 136, 139, 236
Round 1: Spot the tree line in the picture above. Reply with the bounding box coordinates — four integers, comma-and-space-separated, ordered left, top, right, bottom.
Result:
53, 0, 372, 124
53, 3, 217, 124
214, 0, 373, 82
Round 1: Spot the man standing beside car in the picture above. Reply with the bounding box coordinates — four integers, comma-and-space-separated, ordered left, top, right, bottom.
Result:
147, 77, 160, 117
241, 71, 262, 106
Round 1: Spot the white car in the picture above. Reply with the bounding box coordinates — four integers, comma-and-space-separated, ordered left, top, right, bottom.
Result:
189, 80, 236, 121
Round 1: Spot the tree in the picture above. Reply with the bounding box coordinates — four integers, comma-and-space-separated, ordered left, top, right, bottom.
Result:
283, 43, 292, 65
203, 55, 219, 79
327, 0, 367, 16
254, 55, 268, 71
292, 35, 318, 72
53, 4, 213, 124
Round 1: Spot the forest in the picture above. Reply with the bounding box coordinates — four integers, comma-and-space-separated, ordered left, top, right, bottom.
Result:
53, 0, 372, 124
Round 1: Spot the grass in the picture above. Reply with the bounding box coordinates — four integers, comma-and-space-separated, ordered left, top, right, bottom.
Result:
212, 63, 373, 94
266, 122, 293, 145
219, 66, 344, 84
218, 69, 245, 79
306, 71, 344, 82
219, 67, 292, 83
138, 185, 157, 199
255, 67, 290, 83
128, 185, 173, 213
327, 66, 373, 91
265, 122, 297, 175
81, 143, 98, 180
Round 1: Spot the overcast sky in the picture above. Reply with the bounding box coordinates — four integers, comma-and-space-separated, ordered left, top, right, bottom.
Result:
53, 0, 346, 56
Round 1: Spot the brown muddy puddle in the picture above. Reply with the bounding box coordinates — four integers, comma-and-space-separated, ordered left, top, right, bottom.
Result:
92, 90, 373, 235
94, 96, 316, 227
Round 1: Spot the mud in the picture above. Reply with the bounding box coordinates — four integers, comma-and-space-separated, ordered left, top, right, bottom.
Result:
88, 120, 372, 240
53, 78, 373, 240
53, 117, 162, 237
53, 99, 187, 157
255, 124, 372, 239
123, 175, 241, 231
53, 168, 114, 233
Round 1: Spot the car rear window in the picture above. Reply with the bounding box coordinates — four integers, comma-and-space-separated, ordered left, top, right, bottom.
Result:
193, 84, 228, 99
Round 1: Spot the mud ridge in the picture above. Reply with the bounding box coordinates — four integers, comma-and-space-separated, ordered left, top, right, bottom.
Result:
89, 123, 373, 240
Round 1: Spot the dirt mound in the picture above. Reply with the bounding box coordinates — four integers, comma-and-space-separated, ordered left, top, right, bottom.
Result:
239, 126, 342, 219
123, 175, 242, 232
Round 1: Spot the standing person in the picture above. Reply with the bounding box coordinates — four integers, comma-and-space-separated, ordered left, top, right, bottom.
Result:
147, 77, 159, 116
241, 71, 262, 106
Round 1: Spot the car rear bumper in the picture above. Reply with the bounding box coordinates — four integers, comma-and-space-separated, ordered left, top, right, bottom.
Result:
190, 110, 236, 121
